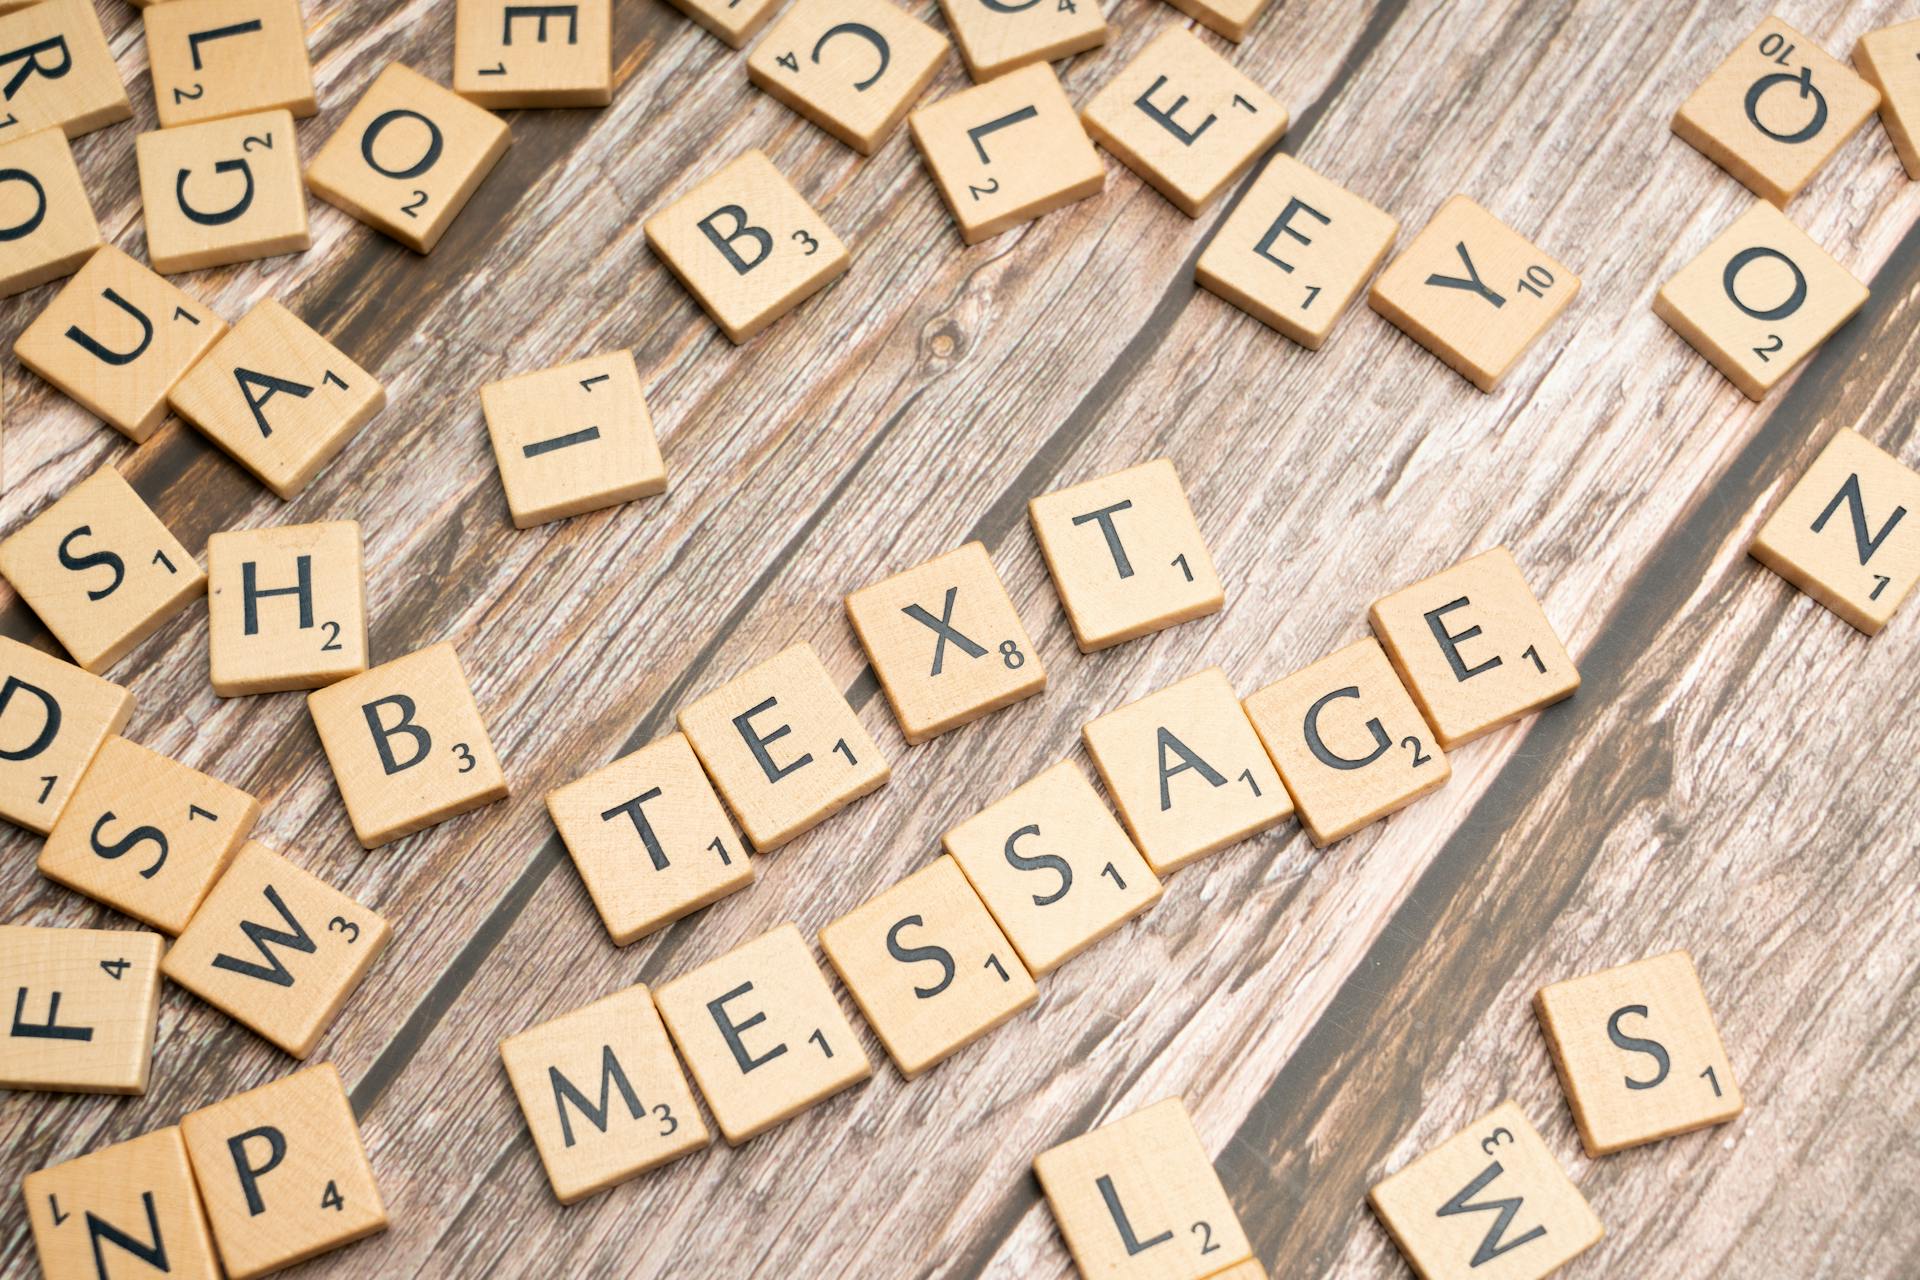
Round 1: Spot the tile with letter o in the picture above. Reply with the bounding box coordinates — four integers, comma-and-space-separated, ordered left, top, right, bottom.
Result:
24, 1127, 220, 1280
454, 0, 613, 108
135, 109, 310, 275
0, 924, 163, 1094
0, 0, 131, 139
0, 636, 133, 834
1855, 20, 1920, 179
747, 0, 950, 155
207, 520, 368, 696
936, 0, 1104, 82
144, 0, 316, 128
481, 349, 666, 528
0, 127, 100, 298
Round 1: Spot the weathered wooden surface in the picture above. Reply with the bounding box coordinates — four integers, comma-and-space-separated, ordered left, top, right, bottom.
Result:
4, 0, 1919, 1275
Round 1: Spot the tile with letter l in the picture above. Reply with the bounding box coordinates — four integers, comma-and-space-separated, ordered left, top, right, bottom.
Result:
207, 520, 369, 696
0, 0, 131, 139
144, 0, 317, 128
24, 1127, 220, 1280
454, 0, 613, 108
936, 0, 1104, 82
746, 0, 949, 155
0, 924, 163, 1094
1855, 20, 1920, 179
0, 127, 100, 298
0, 636, 133, 834
481, 349, 667, 528
135, 109, 310, 275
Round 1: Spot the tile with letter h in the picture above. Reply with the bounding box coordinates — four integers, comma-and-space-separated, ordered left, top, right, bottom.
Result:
936, 0, 1104, 83
0, 127, 101, 298
0, 924, 163, 1094
481, 349, 667, 528
1855, 21, 1920, 179
747, 0, 950, 155
135, 109, 310, 275
24, 1127, 221, 1280
144, 0, 316, 128
0, 636, 133, 834
454, 0, 613, 108
0, 0, 131, 140
207, 520, 369, 696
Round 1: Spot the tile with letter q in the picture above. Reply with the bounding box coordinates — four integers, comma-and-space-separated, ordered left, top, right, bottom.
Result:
135, 109, 310, 275
0, 127, 101, 298
0, 0, 131, 140
0, 636, 133, 834
143, 0, 317, 128
481, 349, 667, 529
206, 520, 369, 696
454, 0, 613, 108
0, 923, 163, 1094
23, 1126, 221, 1280
746, 0, 950, 155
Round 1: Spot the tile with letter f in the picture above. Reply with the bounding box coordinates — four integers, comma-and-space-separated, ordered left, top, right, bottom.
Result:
24, 1127, 221, 1280
0, 636, 134, 834
0, 924, 163, 1094
207, 520, 369, 695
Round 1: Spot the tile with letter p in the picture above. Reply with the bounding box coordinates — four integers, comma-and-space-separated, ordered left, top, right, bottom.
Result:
24, 1127, 220, 1280
0, 637, 133, 834
0, 924, 163, 1094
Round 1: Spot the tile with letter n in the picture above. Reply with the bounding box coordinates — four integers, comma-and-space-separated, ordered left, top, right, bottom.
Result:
454, 0, 613, 108
481, 349, 667, 529
0, 637, 133, 834
746, 0, 950, 155
1033, 1096, 1253, 1280
1855, 21, 1920, 179
936, 0, 1103, 83
180, 1063, 387, 1280
0, 0, 131, 140
653, 922, 871, 1145
665, 0, 782, 50
0, 128, 101, 298
207, 520, 368, 696
143, 0, 317, 129
499, 982, 710, 1204
0, 924, 163, 1094
1369, 1100, 1602, 1280
1157, 0, 1266, 44
24, 1126, 221, 1280
135, 109, 310, 275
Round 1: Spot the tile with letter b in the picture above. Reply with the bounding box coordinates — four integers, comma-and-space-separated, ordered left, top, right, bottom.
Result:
746, 0, 949, 155
665, 0, 782, 50
0, 127, 100, 298
1855, 21, 1920, 179
0, 0, 131, 139
0, 924, 163, 1094
24, 1127, 220, 1280
144, 0, 317, 128
207, 520, 368, 696
135, 109, 310, 274
454, 0, 613, 108
1158, 0, 1267, 44
0, 637, 133, 834
481, 349, 666, 528
936, 0, 1103, 82
653, 922, 871, 1145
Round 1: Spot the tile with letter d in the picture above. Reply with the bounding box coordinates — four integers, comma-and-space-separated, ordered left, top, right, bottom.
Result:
0, 924, 163, 1094
0, 637, 133, 834
746, 0, 950, 155
136, 109, 310, 275
936, 0, 1104, 82
24, 1127, 221, 1280
144, 0, 317, 128
0, 127, 100, 298
1855, 21, 1920, 179
207, 520, 368, 696
454, 0, 613, 108
0, 0, 131, 139
666, 0, 782, 50
1158, 0, 1267, 44
481, 349, 667, 528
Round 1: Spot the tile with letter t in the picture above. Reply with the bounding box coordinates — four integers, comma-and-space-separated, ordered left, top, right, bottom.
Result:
0, 0, 131, 139
0, 637, 133, 834
0, 128, 101, 298
653, 922, 872, 1145
481, 349, 667, 528
746, 0, 950, 155
1158, 0, 1268, 44
1033, 1096, 1253, 1280
666, 0, 782, 50
135, 109, 310, 275
307, 642, 508, 848
144, 0, 317, 128
24, 1127, 221, 1280
1369, 1100, 1602, 1280
0, 924, 163, 1094
1855, 21, 1920, 179
454, 0, 613, 108
936, 0, 1104, 82
207, 520, 368, 696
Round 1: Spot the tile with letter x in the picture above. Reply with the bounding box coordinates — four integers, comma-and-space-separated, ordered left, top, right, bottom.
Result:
454, 0, 613, 108
136, 109, 310, 275
25, 1126, 221, 1280
1034, 1096, 1253, 1280
481, 349, 667, 528
144, 0, 317, 128
936, 0, 1104, 82
0, 637, 133, 834
0, 0, 131, 139
653, 922, 872, 1145
747, 0, 950, 155
207, 520, 368, 696
1369, 1100, 1602, 1280
666, 0, 782, 49
1856, 21, 1920, 179
0, 924, 162, 1094
0, 127, 100, 298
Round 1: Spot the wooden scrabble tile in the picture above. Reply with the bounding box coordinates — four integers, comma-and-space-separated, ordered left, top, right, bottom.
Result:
653, 922, 871, 1145
1157, 0, 1267, 44
135, 109, 309, 275
0, 0, 131, 139
168, 299, 386, 499
499, 983, 711, 1203
1196, 154, 1397, 349
546, 732, 754, 944
746, 0, 950, 155
453, 0, 613, 108
0, 924, 162, 1093
1368, 547, 1578, 751
943, 760, 1159, 975
1672, 17, 1880, 207
1751, 428, 1920, 635
664, 0, 782, 49
909, 63, 1103, 246
936, 0, 1104, 82
677, 641, 889, 851
1652, 200, 1867, 401
207, 520, 368, 695
305, 63, 511, 254
1081, 666, 1288, 874
1028, 457, 1222, 651
306, 642, 508, 848
180, 1063, 387, 1279
25, 1127, 220, 1280
0, 465, 206, 672
1369, 1101, 1602, 1280
480, 349, 667, 528
13, 245, 228, 442
1856, 21, 1920, 179
644, 150, 849, 343
1034, 1096, 1252, 1280
1243, 638, 1448, 848
0, 637, 133, 834
0, 127, 100, 298
162, 841, 390, 1058
1368, 196, 1579, 392
143, 0, 316, 128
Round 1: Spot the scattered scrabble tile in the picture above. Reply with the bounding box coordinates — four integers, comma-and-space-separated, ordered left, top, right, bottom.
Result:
307, 642, 508, 848
1034, 1096, 1252, 1280
499, 982, 711, 1203
1158, 0, 1267, 44
910, 63, 1103, 246
665, 0, 782, 49
0, 637, 133, 833
306, 63, 511, 254
453, 0, 613, 108
1028, 458, 1222, 651
0, 924, 163, 1094
207, 520, 369, 695
1751, 428, 1920, 635
677, 641, 889, 851
1856, 21, 1920, 179
180, 1063, 387, 1279
1369, 1101, 1602, 1280
1368, 547, 1578, 750
24, 1127, 221, 1280
942, 759, 1160, 975
480, 349, 667, 528
1652, 200, 1867, 401
746, 0, 949, 155
644, 150, 850, 343
653, 922, 871, 1145
1672, 16, 1880, 207
936, 0, 1104, 82
1368, 195, 1579, 392
546, 731, 754, 944
1082, 667, 1288, 874
1196, 154, 1398, 348
0, 0, 131, 139
134, 109, 310, 275
0, 465, 206, 672
13, 246, 228, 442
0, 127, 100, 298
144, 0, 317, 129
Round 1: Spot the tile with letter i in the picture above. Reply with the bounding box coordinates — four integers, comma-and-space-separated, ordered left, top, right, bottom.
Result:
1157, 0, 1267, 44
0, 924, 162, 1094
746, 0, 950, 155
454, 0, 613, 108
143, 0, 317, 128
1855, 21, 1920, 179
0, 637, 133, 834
0, 128, 101, 298
135, 109, 310, 275
665, 0, 783, 50
207, 520, 368, 696
936, 0, 1104, 83
25, 1127, 220, 1280
480, 349, 667, 528
0, 0, 131, 140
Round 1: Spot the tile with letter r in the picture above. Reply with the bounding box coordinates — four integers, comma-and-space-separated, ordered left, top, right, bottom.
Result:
135, 109, 310, 275
144, 0, 317, 128
0, 636, 133, 834
454, 0, 613, 108
0, 127, 100, 298
481, 349, 667, 528
1855, 20, 1920, 179
936, 0, 1104, 82
207, 520, 369, 696
0, 0, 131, 140
1156, 0, 1267, 44
24, 1126, 221, 1280
746, 0, 950, 155
0, 924, 163, 1094
665, 0, 782, 50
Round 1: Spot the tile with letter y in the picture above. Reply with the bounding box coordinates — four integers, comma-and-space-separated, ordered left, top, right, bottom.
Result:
747, 0, 950, 155
0, 127, 101, 298
0, 637, 133, 834
936, 0, 1104, 82
0, 0, 131, 140
0, 924, 163, 1094
481, 349, 667, 528
24, 1127, 221, 1280
454, 0, 613, 108
1855, 21, 1920, 179
135, 109, 310, 275
143, 0, 317, 128
207, 520, 369, 696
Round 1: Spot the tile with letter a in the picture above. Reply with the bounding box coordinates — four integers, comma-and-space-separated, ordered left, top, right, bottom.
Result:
1369, 1100, 1602, 1280
24, 1126, 221, 1280
665, 0, 782, 50
746, 0, 950, 155
1751, 428, 1920, 635
0, 127, 100, 298
936, 0, 1104, 82
207, 520, 368, 696
1157, 0, 1266, 44
0, 0, 131, 140
180, 1063, 387, 1280
1855, 21, 1920, 179
135, 109, 310, 275
143, 0, 317, 128
0, 637, 133, 834
0, 924, 162, 1094
499, 982, 711, 1203
454, 0, 613, 108
481, 349, 667, 528
653, 922, 871, 1145
1033, 1096, 1253, 1280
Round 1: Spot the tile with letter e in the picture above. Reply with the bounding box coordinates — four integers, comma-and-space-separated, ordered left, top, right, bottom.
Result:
307, 641, 508, 848
162, 840, 390, 1059
1368, 196, 1579, 393
454, 0, 613, 108
0, 637, 133, 834
1197, 154, 1397, 349
677, 641, 888, 851
481, 349, 667, 528
1369, 1100, 1602, 1280
144, 0, 317, 128
25, 1126, 220, 1280
1158, 0, 1267, 44
1368, 547, 1578, 751
910, 63, 1103, 245
135, 109, 310, 275
653, 922, 871, 1145
1653, 200, 1866, 401
499, 982, 710, 1203
306, 63, 511, 254
0, 924, 162, 1094
0, 127, 100, 298
1856, 21, 1920, 179
666, 0, 782, 50
936, 0, 1103, 82
207, 520, 368, 696
546, 731, 754, 945
1751, 428, 1920, 635
180, 1063, 387, 1280
1034, 1096, 1252, 1280
746, 0, 950, 155
0, 0, 131, 139
819, 854, 1036, 1078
